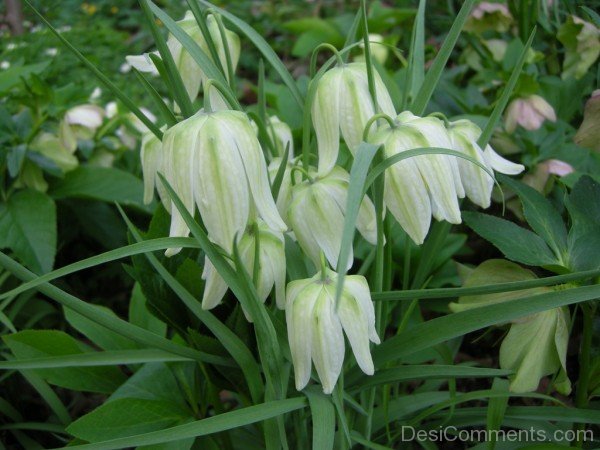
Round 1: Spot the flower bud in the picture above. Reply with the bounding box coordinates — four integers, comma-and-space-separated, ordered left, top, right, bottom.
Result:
267, 157, 302, 224
286, 269, 379, 394
287, 166, 377, 270
505, 95, 557, 133
161, 109, 286, 256
202, 220, 286, 316
127, 12, 240, 103
448, 119, 524, 208
312, 62, 396, 175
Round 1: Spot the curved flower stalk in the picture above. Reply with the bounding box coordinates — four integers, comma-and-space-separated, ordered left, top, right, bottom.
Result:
312, 61, 396, 175
287, 165, 377, 271
161, 109, 286, 256
505, 95, 557, 133
286, 268, 379, 394
448, 119, 524, 208
202, 219, 286, 316
127, 11, 240, 104
369, 112, 464, 244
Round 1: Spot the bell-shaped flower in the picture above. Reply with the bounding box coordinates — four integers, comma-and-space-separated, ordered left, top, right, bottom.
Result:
286, 268, 380, 394
558, 16, 600, 80
127, 11, 240, 103
369, 112, 463, 244
202, 220, 286, 316
355, 34, 389, 65
161, 109, 286, 256
505, 95, 557, 133
449, 259, 571, 394
140, 129, 169, 209
287, 166, 377, 270
312, 61, 396, 175
266, 115, 294, 159
267, 157, 302, 225
448, 119, 524, 208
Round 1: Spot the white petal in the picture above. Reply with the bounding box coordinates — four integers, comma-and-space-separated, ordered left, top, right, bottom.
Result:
125, 53, 159, 75
311, 287, 345, 394
483, 146, 525, 175
313, 69, 342, 175
201, 256, 229, 309
340, 65, 375, 155
288, 186, 322, 269
343, 275, 380, 344
338, 293, 375, 375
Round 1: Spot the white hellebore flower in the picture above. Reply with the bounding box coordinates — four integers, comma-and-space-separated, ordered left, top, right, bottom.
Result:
448, 119, 524, 208
288, 166, 377, 270
162, 109, 286, 256
312, 61, 396, 175
202, 220, 286, 316
65, 104, 105, 130
126, 11, 240, 105
370, 112, 464, 244
286, 269, 380, 394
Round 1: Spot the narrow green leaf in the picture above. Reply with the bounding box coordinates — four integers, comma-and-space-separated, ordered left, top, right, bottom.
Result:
486, 378, 509, 450
335, 142, 380, 304
411, 0, 476, 115
304, 388, 335, 450
372, 268, 600, 301
349, 365, 512, 392
405, 0, 425, 110
463, 211, 559, 267
63, 398, 306, 450
0, 237, 200, 300
0, 251, 232, 367
133, 69, 177, 127
477, 28, 536, 149
370, 283, 600, 370
23, 0, 163, 140
0, 349, 190, 369
139, 0, 194, 117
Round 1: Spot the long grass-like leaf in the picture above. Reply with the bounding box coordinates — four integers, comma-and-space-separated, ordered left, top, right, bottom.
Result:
477, 28, 536, 148
0, 251, 231, 367
132, 69, 178, 127
411, 0, 476, 115
23, 1, 163, 140
62, 398, 307, 450
404, 0, 425, 110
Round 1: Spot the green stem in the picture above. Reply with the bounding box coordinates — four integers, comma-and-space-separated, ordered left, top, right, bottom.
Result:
575, 302, 594, 447
360, 0, 378, 110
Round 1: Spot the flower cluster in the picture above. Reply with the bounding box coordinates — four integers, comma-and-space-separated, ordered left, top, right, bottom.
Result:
138, 11, 525, 394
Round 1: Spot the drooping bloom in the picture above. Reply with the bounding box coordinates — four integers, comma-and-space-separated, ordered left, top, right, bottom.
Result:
161, 109, 286, 256
449, 259, 571, 394
312, 62, 396, 175
202, 219, 286, 315
505, 95, 557, 133
265, 116, 294, 159
557, 15, 600, 80
127, 11, 240, 104
369, 112, 464, 244
267, 157, 301, 224
287, 166, 377, 270
140, 129, 169, 208
448, 119, 524, 208
286, 269, 380, 394
464, 2, 513, 34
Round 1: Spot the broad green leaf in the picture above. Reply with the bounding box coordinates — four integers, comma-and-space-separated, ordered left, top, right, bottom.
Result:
0, 189, 56, 274
129, 283, 167, 337
3, 330, 126, 393
566, 175, 600, 236
63, 398, 306, 450
50, 167, 148, 209
500, 175, 568, 259
0, 61, 51, 92
463, 211, 559, 267
67, 398, 192, 442
0, 251, 231, 366
65, 305, 138, 351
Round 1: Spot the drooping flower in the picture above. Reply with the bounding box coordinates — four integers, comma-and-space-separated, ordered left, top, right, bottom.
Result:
448, 119, 524, 208
369, 112, 464, 244
161, 109, 286, 256
286, 268, 380, 394
267, 157, 301, 224
202, 220, 286, 315
312, 61, 396, 175
140, 129, 169, 209
557, 15, 600, 80
505, 95, 557, 133
464, 2, 513, 34
449, 259, 571, 395
265, 116, 294, 159
287, 165, 377, 270
355, 34, 389, 65
127, 11, 240, 103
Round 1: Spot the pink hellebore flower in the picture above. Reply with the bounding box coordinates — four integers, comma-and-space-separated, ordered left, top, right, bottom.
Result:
505, 95, 557, 133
